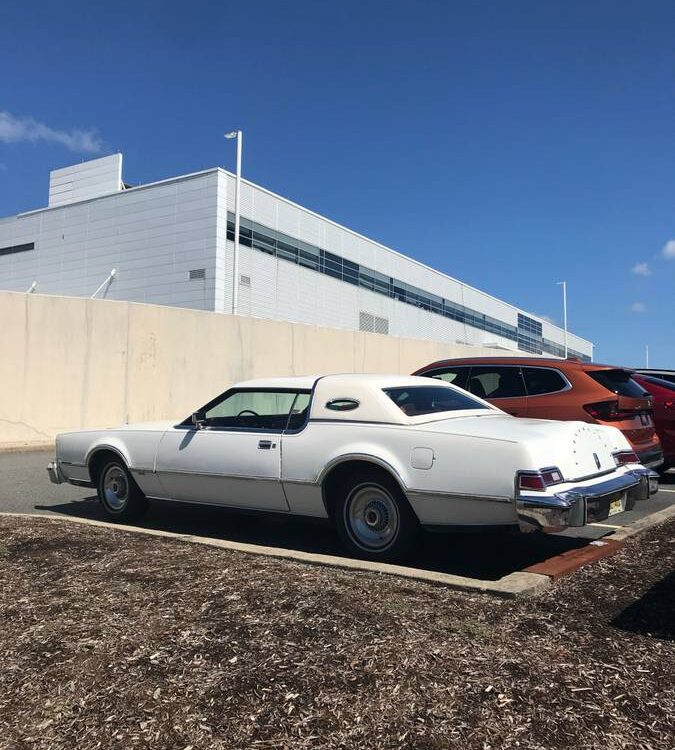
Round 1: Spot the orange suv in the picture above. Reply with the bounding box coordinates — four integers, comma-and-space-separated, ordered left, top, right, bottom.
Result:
413, 357, 664, 469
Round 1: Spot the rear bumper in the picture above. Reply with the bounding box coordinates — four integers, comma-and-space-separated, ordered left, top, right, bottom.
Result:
516, 468, 659, 533
637, 446, 664, 469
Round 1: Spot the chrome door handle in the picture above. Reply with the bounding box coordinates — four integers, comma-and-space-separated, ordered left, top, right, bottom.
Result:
258, 440, 275, 450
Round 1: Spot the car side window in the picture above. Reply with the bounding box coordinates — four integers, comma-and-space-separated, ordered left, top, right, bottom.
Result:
468, 366, 526, 399
286, 392, 312, 431
426, 367, 470, 391
522, 367, 567, 396
204, 390, 306, 431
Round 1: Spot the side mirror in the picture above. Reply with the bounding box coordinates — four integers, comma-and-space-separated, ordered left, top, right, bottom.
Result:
191, 410, 207, 429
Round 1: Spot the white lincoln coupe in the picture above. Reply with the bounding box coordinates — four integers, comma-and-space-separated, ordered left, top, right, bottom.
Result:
48, 374, 658, 561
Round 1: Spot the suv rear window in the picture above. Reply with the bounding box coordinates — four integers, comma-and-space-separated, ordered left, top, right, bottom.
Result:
588, 370, 649, 398
384, 386, 489, 416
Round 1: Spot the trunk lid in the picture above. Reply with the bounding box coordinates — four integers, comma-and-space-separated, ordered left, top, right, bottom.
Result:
417, 414, 626, 481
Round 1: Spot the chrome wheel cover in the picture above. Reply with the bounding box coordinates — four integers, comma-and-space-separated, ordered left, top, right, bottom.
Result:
102, 465, 129, 511
345, 483, 400, 551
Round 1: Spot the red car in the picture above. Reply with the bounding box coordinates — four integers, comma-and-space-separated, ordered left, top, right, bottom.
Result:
633, 374, 675, 474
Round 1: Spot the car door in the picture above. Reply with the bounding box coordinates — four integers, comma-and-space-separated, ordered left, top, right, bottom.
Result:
521, 366, 571, 419
467, 365, 528, 417
155, 389, 308, 511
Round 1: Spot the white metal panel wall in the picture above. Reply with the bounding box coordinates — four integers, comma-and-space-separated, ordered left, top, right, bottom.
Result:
223, 173, 591, 357
48, 153, 123, 208
233, 242, 517, 351
0, 171, 220, 310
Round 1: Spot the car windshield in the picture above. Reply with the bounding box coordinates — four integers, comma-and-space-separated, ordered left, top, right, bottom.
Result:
588, 370, 649, 398
383, 385, 489, 416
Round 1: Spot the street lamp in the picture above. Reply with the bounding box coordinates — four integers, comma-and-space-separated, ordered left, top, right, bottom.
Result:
225, 129, 242, 315
556, 281, 568, 358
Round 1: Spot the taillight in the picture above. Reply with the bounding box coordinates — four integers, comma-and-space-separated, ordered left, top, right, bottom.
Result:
613, 450, 639, 466
665, 401, 674, 410
518, 467, 564, 492
583, 400, 642, 421
541, 467, 564, 485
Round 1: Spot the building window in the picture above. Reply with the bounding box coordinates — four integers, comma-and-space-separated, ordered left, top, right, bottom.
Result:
225, 212, 584, 358
0, 242, 34, 257
189, 268, 206, 280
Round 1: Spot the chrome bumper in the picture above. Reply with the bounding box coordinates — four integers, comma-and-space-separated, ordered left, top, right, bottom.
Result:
46, 460, 64, 484
516, 468, 659, 533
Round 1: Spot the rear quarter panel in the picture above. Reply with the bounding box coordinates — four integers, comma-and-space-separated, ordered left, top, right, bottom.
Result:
281, 421, 527, 526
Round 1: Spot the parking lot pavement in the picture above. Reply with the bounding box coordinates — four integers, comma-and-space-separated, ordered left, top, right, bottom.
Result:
1, 449, 673, 583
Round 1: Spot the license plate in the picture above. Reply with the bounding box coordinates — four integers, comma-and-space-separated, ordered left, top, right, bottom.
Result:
608, 495, 625, 516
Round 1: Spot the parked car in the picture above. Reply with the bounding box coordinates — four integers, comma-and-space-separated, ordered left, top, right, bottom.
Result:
47, 374, 657, 562
413, 357, 664, 469
633, 374, 675, 474
634, 369, 675, 386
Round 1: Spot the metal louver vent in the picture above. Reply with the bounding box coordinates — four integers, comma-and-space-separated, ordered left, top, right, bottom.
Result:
240, 275, 251, 287
189, 268, 206, 280
359, 311, 389, 335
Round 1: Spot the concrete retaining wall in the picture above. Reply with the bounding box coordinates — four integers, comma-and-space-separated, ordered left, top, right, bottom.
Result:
0, 291, 522, 447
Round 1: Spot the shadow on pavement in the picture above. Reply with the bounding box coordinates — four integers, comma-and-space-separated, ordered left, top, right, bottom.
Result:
35, 496, 588, 581
612, 571, 675, 641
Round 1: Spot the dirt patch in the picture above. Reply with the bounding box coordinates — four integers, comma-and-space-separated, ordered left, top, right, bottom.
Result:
0, 516, 673, 750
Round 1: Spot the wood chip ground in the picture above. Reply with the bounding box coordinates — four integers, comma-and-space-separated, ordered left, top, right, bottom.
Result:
0, 516, 673, 750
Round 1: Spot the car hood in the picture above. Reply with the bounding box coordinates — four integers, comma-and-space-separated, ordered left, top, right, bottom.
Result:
416, 413, 631, 480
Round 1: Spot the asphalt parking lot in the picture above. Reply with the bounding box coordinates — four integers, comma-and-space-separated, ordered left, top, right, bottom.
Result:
1, 448, 673, 582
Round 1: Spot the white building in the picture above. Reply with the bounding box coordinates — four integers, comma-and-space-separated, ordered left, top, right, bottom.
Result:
0, 153, 592, 360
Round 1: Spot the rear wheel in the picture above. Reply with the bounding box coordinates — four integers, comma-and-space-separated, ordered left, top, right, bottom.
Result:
97, 458, 148, 522
333, 469, 419, 563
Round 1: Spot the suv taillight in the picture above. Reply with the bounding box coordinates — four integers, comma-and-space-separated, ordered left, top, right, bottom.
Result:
583, 400, 637, 421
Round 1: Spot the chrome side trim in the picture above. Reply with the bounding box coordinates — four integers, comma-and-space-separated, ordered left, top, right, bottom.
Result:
407, 489, 511, 504
315, 453, 407, 488
155, 468, 280, 482
84, 444, 129, 468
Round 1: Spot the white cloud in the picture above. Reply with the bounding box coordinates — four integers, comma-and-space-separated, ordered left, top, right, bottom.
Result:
631, 262, 651, 276
630, 302, 647, 313
0, 111, 102, 154
663, 240, 675, 260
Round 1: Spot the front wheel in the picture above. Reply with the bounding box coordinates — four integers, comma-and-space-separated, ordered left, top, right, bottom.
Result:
97, 459, 149, 522
334, 470, 419, 563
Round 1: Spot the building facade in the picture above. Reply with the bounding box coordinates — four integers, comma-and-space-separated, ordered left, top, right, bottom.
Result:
0, 154, 592, 360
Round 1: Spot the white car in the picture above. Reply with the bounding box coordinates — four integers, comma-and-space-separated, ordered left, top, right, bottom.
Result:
47, 374, 658, 561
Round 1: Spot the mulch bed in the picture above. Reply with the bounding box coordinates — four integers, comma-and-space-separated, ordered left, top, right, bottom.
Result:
0, 516, 673, 750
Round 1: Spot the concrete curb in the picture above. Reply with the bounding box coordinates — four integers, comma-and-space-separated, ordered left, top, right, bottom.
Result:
609, 502, 675, 542
0, 512, 550, 599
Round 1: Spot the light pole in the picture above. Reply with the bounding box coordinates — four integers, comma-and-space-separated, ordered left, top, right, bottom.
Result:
645, 344, 650, 368
225, 130, 242, 315
556, 281, 568, 358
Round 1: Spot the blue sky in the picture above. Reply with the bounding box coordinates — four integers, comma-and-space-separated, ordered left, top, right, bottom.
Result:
1, 0, 674, 366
